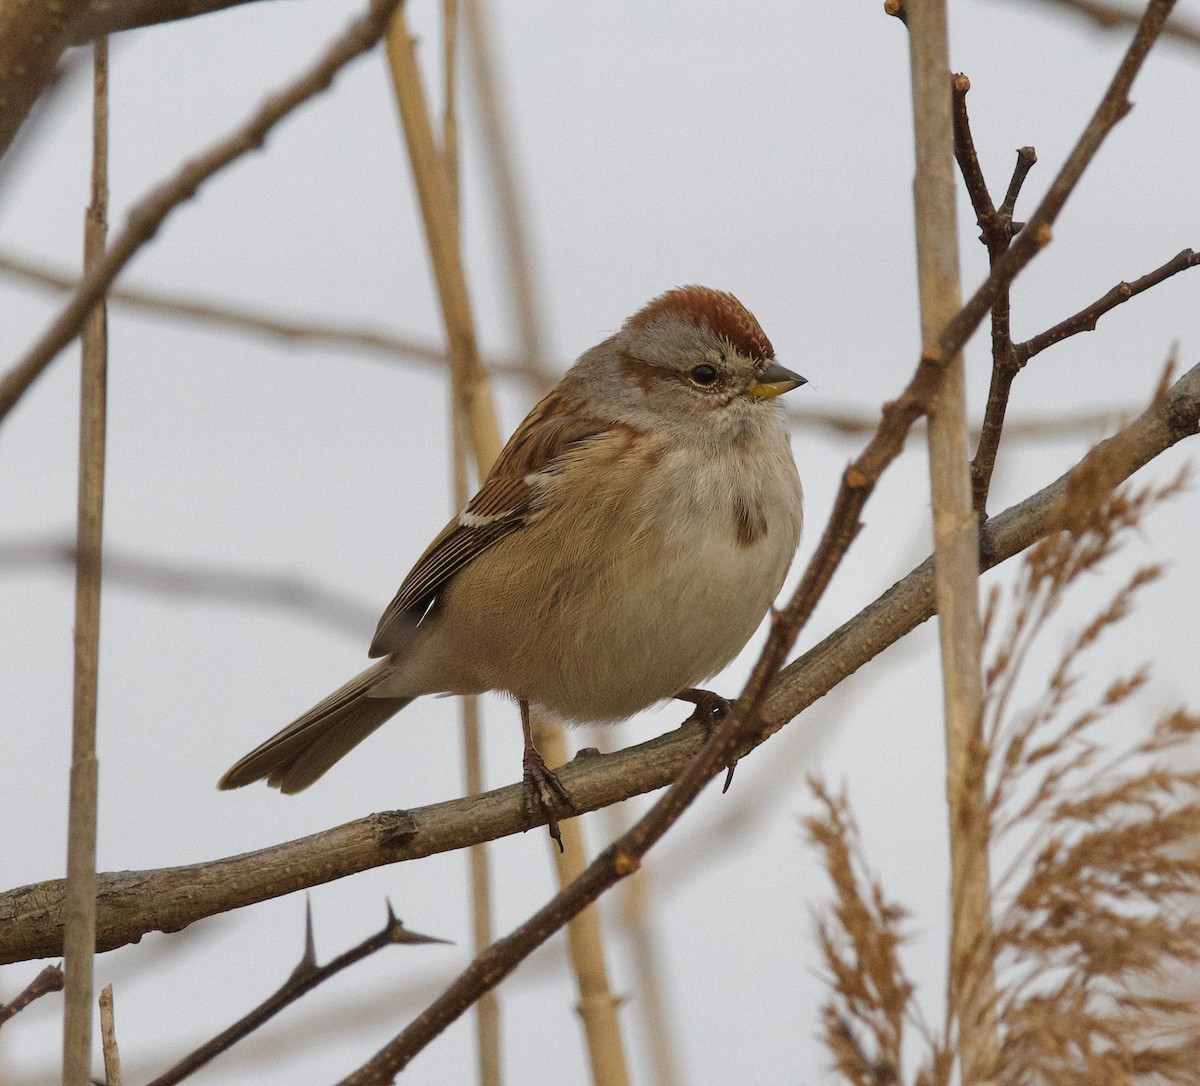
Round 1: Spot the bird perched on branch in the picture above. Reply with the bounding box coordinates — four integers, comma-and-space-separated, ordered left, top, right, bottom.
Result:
219, 285, 805, 845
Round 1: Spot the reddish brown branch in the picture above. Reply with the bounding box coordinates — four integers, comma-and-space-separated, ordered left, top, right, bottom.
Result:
940, 0, 1175, 369
951, 73, 998, 243
1017, 247, 1200, 364
0, 964, 65, 1026
952, 75, 1042, 514
954, 0, 1175, 518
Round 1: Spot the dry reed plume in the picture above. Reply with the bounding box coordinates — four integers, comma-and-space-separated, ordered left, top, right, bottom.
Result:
810, 464, 1200, 1086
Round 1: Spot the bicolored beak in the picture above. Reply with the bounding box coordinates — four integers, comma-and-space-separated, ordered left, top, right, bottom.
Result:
750, 361, 807, 399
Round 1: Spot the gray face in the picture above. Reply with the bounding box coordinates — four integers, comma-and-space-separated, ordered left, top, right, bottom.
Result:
613, 313, 783, 431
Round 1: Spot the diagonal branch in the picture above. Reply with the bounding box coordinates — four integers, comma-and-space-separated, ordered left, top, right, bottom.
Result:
0, 0, 404, 426
0, 964, 65, 1026
2, 361, 1197, 969
1017, 247, 1200, 364
0, 248, 1143, 440
1012, 0, 1200, 48
144, 904, 447, 1086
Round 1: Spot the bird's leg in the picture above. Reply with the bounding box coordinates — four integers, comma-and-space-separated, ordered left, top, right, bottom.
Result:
520, 699, 574, 852
674, 687, 738, 793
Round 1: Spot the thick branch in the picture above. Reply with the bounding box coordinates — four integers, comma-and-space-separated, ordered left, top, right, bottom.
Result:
0, 0, 92, 165
3, 359, 1196, 969
67, 0, 289, 43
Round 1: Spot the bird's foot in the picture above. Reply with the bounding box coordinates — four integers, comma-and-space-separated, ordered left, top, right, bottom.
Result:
675, 687, 738, 793
522, 745, 574, 852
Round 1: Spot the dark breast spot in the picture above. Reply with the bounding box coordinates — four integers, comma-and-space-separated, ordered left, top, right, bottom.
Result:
734, 498, 769, 547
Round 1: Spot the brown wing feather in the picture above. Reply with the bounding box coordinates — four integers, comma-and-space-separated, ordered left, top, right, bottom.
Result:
368, 389, 609, 658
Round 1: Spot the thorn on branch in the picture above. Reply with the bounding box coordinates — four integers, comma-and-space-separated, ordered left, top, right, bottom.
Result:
141, 904, 449, 1086
884, 0, 907, 25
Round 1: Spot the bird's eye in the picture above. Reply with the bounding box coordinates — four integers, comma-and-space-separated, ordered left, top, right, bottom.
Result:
689, 364, 719, 387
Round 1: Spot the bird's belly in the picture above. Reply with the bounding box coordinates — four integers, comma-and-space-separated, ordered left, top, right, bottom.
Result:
400, 439, 801, 722
529, 531, 787, 720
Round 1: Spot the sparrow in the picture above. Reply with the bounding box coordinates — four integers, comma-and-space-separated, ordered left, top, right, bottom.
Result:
219, 286, 805, 844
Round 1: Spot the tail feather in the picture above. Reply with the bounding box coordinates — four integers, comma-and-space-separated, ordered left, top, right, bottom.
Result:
219, 661, 412, 794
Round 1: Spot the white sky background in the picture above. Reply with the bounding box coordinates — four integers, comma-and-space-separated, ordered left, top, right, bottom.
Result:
2, 0, 1199, 1082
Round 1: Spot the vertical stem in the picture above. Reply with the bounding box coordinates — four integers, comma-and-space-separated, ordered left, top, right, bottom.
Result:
390, 6, 502, 1078
460, 692, 502, 1086
456, 417, 500, 1086
460, 8, 634, 1080
904, 2, 996, 1081
385, 3, 502, 470
441, 0, 460, 210
537, 724, 631, 1086
441, 12, 499, 1070
98, 983, 123, 1086
63, 37, 108, 1086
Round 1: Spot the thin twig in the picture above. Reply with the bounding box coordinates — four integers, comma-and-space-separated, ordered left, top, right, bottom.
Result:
63, 40, 108, 1086
0, 0, 404, 426
0, 534, 377, 636
951, 71, 1040, 513
950, 73, 997, 237
438, 5, 501, 1079
0, 248, 557, 388
0, 249, 1141, 441
935, 0, 1177, 372
0, 964, 65, 1026
1017, 247, 1200, 363
3, 361, 1197, 969
143, 903, 447, 1086
969, 144, 1040, 514
1013, 0, 1200, 48
99, 984, 122, 1086
907, 7, 996, 1076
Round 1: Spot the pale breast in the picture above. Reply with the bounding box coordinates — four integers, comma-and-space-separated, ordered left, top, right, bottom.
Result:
397, 420, 802, 722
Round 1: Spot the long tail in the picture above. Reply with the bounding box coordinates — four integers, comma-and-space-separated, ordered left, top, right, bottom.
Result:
218, 660, 412, 794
